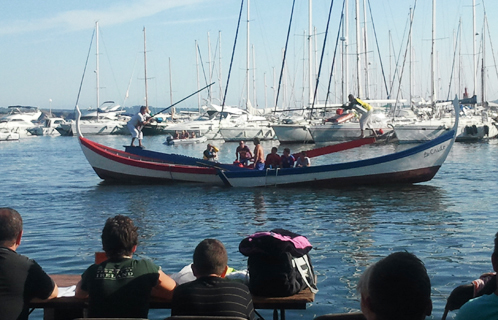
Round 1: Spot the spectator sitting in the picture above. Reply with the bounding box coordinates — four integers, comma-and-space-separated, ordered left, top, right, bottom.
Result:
75, 215, 176, 319
357, 251, 432, 320
295, 151, 310, 167
280, 148, 295, 168
455, 232, 498, 320
171, 239, 256, 319
265, 147, 281, 169
0, 207, 59, 320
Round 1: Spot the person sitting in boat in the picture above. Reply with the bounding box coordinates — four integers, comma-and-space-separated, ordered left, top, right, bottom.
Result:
235, 140, 253, 166
203, 144, 219, 162
127, 106, 153, 148
280, 148, 295, 168
75, 215, 176, 319
182, 130, 189, 139
265, 146, 281, 169
171, 239, 256, 319
174, 131, 180, 139
357, 251, 432, 320
344, 94, 377, 139
251, 137, 265, 170
295, 151, 310, 167
190, 131, 197, 139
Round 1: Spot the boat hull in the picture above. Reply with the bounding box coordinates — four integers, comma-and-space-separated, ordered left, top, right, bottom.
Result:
220, 129, 455, 187
79, 136, 224, 185
272, 124, 314, 143
219, 127, 276, 142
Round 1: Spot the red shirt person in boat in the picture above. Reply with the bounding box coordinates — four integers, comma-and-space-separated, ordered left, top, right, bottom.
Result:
265, 147, 281, 169
235, 141, 253, 166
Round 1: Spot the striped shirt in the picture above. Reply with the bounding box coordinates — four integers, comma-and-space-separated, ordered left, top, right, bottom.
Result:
171, 276, 256, 319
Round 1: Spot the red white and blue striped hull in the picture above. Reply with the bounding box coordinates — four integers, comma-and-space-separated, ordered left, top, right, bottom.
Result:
79, 136, 223, 185
219, 128, 456, 187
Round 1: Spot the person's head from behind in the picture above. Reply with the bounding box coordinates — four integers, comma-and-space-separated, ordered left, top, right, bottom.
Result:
101, 215, 138, 260
0, 207, 23, 248
491, 232, 498, 271
192, 239, 228, 278
358, 251, 432, 320
348, 94, 355, 102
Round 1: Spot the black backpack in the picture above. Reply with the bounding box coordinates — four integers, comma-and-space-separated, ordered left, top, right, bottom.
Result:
239, 229, 318, 297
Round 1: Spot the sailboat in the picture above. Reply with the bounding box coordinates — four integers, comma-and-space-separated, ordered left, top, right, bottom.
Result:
392, 0, 497, 143
217, 0, 276, 142
56, 22, 128, 136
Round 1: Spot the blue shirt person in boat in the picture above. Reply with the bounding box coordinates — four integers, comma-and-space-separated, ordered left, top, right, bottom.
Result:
357, 251, 432, 320
127, 106, 153, 148
0, 207, 59, 320
455, 232, 498, 320
235, 141, 253, 166
171, 239, 256, 319
75, 215, 176, 319
280, 148, 295, 168
345, 94, 376, 139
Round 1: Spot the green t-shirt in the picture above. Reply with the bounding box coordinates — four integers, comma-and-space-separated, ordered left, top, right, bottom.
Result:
80, 257, 160, 318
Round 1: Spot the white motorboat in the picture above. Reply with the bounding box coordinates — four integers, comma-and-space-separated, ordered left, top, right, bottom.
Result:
27, 117, 67, 136
0, 106, 42, 137
0, 129, 20, 141
163, 135, 208, 145
56, 104, 128, 136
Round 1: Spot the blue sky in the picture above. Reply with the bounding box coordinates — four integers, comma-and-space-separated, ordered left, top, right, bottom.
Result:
0, 0, 496, 110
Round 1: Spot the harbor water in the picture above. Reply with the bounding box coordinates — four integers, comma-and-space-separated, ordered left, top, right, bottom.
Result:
1, 134, 497, 320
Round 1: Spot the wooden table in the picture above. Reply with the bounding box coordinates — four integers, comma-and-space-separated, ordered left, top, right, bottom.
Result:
29, 275, 315, 320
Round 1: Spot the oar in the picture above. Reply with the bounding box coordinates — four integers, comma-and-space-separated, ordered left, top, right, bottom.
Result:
150, 82, 215, 116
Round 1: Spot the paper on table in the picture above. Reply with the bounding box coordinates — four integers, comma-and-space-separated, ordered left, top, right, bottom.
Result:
57, 285, 76, 297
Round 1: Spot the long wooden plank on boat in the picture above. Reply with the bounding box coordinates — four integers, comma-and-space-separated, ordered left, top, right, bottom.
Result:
293, 137, 376, 159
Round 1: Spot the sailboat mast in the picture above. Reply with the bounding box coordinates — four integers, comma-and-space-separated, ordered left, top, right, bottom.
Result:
431, 0, 436, 105
143, 27, 149, 109
343, 0, 349, 102
195, 41, 200, 112
355, 0, 362, 98
363, 0, 369, 99
473, 0, 477, 96
409, 7, 413, 108
246, 0, 251, 110
96, 22, 100, 110
481, 14, 485, 105
308, 0, 313, 106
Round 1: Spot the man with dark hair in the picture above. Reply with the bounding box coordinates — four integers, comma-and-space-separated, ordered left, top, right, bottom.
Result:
0, 207, 58, 320
75, 215, 176, 318
455, 232, 498, 319
236, 140, 253, 166
357, 251, 432, 320
171, 239, 256, 319
127, 105, 152, 148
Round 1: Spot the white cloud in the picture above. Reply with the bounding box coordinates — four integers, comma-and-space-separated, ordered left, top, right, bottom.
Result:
0, 0, 207, 35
